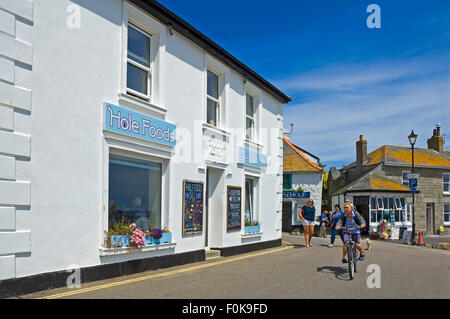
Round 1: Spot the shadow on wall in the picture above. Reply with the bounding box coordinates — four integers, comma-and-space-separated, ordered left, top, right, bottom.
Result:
71, 0, 123, 26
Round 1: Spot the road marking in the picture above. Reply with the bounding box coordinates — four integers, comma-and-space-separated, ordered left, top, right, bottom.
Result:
38, 246, 293, 299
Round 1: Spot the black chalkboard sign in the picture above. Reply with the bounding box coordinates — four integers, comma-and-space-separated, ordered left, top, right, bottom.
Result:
183, 180, 204, 235
227, 186, 242, 232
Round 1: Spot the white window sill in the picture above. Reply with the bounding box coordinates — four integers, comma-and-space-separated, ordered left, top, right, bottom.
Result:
118, 92, 167, 117
202, 122, 231, 138
443, 192, 450, 196
241, 232, 263, 239
244, 138, 264, 150
99, 242, 176, 257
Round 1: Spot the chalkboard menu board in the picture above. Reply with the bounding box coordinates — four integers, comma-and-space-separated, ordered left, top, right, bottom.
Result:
227, 186, 242, 232
183, 180, 204, 235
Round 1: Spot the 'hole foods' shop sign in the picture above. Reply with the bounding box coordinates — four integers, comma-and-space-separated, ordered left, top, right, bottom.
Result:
104, 103, 176, 147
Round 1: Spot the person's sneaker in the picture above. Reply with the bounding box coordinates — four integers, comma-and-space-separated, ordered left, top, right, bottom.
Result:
342, 258, 347, 264
359, 254, 365, 261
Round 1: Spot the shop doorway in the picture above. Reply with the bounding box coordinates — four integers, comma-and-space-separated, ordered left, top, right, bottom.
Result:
282, 201, 292, 232
353, 196, 370, 237
426, 203, 435, 235
206, 167, 224, 248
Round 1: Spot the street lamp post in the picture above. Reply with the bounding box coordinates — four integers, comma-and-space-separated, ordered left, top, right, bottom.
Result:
408, 130, 418, 245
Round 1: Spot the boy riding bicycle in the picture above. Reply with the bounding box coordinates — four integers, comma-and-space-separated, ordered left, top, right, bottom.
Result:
335, 201, 366, 264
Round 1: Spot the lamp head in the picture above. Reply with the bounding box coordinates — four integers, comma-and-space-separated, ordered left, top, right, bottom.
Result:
408, 130, 418, 146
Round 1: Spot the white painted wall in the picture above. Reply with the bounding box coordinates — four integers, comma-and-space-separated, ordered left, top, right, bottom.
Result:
0, 0, 285, 279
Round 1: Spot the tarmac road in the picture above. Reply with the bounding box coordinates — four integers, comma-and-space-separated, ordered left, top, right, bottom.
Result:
21, 234, 450, 299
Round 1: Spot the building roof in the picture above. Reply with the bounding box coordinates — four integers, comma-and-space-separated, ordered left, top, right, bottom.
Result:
343, 145, 450, 170
283, 138, 323, 172
333, 173, 410, 196
129, 0, 291, 104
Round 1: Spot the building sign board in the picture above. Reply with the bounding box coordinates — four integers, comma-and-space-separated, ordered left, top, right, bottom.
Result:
238, 147, 267, 169
104, 103, 176, 147
283, 191, 311, 199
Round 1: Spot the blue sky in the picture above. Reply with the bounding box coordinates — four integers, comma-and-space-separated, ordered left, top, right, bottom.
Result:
158, 0, 450, 169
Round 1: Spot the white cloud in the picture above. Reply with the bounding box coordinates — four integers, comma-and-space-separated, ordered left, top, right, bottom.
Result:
280, 56, 450, 168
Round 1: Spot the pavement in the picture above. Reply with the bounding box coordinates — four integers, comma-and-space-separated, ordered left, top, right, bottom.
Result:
16, 234, 450, 299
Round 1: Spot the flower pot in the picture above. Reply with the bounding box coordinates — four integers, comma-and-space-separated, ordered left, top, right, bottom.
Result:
160, 232, 172, 244
111, 235, 130, 248
244, 225, 260, 234
146, 232, 172, 245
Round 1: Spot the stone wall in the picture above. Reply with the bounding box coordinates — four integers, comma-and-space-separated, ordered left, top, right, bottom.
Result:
383, 165, 450, 233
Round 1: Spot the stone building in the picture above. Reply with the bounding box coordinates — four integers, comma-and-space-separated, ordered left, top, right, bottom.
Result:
329, 125, 450, 238
282, 138, 323, 231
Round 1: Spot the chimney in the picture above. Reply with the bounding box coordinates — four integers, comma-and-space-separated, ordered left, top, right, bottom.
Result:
356, 135, 368, 168
427, 124, 444, 152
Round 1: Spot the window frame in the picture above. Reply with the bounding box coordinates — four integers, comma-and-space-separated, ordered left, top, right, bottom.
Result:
283, 173, 292, 190
402, 171, 410, 187
206, 69, 220, 127
108, 154, 163, 232
443, 173, 450, 194
126, 23, 152, 101
444, 204, 450, 225
245, 93, 256, 141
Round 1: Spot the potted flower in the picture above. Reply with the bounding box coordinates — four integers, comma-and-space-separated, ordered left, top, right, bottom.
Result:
146, 228, 163, 245
107, 219, 133, 248
160, 228, 172, 244
129, 224, 146, 249
244, 220, 260, 234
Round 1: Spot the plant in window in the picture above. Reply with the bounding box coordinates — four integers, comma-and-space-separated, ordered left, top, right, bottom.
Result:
147, 228, 163, 240
129, 224, 146, 249
245, 220, 259, 227
104, 219, 133, 249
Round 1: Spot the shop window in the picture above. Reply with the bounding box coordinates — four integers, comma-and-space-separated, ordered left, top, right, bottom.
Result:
206, 70, 220, 127
127, 24, 151, 99
108, 156, 161, 231
444, 204, 450, 225
245, 178, 254, 224
283, 174, 292, 190
443, 173, 450, 193
246, 94, 256, 141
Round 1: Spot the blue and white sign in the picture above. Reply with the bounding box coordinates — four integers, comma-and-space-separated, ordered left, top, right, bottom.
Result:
104, 103, 176, 147
409, 178, 417, 193
238, 147, 267, 169
283, 191, 311, 199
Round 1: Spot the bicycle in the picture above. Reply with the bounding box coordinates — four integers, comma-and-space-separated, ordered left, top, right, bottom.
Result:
341, 226, 362, 280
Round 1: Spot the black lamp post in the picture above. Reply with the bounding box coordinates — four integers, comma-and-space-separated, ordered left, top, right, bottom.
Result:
408, 130, 418, 245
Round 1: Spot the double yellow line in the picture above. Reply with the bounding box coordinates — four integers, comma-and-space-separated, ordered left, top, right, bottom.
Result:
39, 246, 293, 299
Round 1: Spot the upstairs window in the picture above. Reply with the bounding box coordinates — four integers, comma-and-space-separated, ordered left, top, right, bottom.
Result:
127, 24, 151, 99
402, 171, 410, 186
283, 174, 292, 190
443, 173, 450, 193
246, 94, 255, 140
206, 70, 220, 127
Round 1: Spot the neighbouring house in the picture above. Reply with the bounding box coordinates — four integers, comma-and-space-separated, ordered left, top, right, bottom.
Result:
282, 137, 323, 232
0, 0, 291, 297
329, 125, 450, 239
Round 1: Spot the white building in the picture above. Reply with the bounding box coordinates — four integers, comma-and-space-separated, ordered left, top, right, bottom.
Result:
0, 0, 290, 296
282, 138, 323, 231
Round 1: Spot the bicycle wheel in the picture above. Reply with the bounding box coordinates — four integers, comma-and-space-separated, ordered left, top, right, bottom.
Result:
348, 242, 354, 279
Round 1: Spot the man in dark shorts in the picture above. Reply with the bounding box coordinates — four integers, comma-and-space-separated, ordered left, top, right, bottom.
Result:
335, 202, 366, 263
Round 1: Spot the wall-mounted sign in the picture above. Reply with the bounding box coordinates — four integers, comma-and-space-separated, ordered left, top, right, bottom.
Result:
238, 147, 267, 169
182, 180, 204, 235
283, 191, 311, 199
227, 186, 242, 232
104, 103, 176, 147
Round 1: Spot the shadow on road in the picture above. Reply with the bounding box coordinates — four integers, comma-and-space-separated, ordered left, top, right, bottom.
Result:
316, 266, 351, 281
